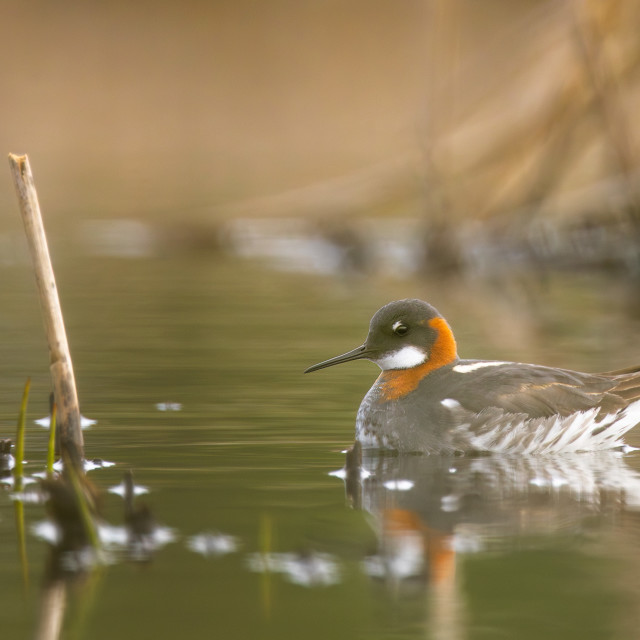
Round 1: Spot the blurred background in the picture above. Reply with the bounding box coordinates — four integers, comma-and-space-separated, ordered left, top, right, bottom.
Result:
3, 3, 640, 639
1, 0, 639, 276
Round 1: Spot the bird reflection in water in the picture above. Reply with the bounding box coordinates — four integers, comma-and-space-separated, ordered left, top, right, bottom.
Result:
332, 443, 640, 635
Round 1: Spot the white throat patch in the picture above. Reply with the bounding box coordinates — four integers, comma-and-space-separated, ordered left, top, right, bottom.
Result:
375, 346, 426, 370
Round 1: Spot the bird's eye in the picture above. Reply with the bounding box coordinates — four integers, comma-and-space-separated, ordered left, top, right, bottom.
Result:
392, 321, 409, 336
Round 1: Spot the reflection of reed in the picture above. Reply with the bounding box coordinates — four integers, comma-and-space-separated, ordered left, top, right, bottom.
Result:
35, 580, 66, 640
33, 469, 99, 640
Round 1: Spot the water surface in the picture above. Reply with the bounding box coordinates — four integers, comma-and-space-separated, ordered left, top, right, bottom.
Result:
2, 247, 640, 639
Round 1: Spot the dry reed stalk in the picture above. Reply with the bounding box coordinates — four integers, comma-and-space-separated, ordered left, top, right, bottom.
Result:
8, 153, 84, 459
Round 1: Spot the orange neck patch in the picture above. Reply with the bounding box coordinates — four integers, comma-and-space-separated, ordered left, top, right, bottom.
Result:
377, 316, 458, 402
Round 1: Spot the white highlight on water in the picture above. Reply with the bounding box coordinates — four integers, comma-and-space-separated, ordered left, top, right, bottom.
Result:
383, 479, 414, 491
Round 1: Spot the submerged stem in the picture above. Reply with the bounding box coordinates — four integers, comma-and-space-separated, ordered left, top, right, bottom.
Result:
47, 403, 57, 475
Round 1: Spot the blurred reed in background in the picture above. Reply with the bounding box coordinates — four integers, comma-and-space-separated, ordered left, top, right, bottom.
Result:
1, 0, 639, 276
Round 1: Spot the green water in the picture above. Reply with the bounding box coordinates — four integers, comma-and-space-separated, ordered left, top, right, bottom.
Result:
2, 248, 640, 639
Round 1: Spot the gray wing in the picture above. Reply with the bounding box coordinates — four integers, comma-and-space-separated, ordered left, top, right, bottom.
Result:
444, 362, 630, 419
439, 362, 640, 453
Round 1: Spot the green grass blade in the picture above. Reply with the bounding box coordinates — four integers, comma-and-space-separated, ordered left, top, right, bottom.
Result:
14, 378, 31, 486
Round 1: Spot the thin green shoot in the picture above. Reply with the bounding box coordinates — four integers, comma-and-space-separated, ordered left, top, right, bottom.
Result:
13, 378, 31, 487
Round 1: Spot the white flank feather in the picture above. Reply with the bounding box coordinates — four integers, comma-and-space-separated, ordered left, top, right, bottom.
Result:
446, 398, 640, 454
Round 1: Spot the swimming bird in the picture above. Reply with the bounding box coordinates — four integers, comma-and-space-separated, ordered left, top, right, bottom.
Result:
305, 299, 640, 454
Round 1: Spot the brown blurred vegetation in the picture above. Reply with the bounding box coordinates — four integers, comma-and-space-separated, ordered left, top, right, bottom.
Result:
1, 0, 639, 237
